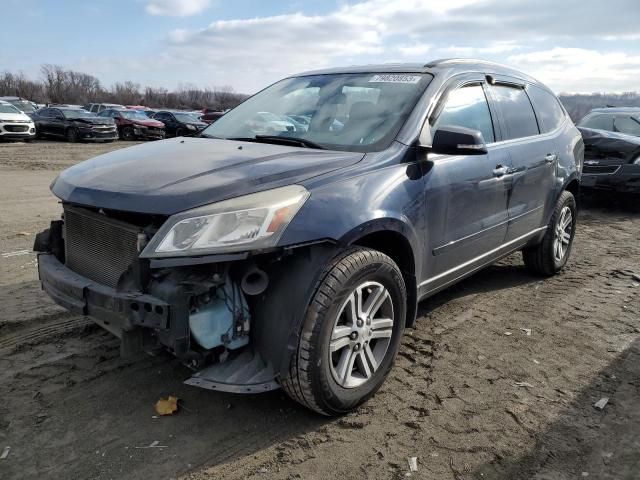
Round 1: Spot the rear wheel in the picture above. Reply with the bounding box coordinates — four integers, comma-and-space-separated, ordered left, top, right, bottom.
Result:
281, 247, 406, 416
66, 128, 78, 143
522, 190, 577, 275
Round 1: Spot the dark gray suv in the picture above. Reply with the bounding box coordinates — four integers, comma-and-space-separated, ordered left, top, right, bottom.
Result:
34, 59, 583, 415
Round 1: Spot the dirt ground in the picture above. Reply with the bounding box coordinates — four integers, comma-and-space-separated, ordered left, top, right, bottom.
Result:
0, 140, 638, 480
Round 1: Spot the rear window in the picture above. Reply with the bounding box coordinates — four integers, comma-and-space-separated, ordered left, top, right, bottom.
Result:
528, 86, 566, 133
490, 85, 539, 140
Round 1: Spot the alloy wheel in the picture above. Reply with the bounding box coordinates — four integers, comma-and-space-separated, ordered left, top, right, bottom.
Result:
553, 206, 573, 262
329, 281, 394, 389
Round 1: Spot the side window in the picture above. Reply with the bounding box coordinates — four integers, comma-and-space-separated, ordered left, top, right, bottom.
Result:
614, 116, 640, 136
490, 85, 539, 140
52, 109, 62, 119
39, 108, 51, 117
432, 84, 495, 143
578, 113, 614, 131
90, 105, 98, 113
527, 86, 566, 133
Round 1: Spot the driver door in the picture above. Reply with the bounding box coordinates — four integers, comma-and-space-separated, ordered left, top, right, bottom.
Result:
421, 80, 512, 293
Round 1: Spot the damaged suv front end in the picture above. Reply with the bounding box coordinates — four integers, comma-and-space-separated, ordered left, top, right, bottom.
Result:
35, 135, 368, 393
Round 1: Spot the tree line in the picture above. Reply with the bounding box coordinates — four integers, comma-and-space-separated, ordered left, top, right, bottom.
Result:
559, 92, 640, 122
2, 64, 640, 120
0, 65, 248, 111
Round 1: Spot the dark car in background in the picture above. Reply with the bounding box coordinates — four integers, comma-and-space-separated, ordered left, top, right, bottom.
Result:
577, 107, 640, 193
98, 108, 165, 140
34, 60, 582, 415
31, 107, 118, 142
151, 110, 207, 136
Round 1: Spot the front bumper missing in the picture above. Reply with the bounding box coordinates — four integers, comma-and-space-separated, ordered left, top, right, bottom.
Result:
37, 252, 279, 393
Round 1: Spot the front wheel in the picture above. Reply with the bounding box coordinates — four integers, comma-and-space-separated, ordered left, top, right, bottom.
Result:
522, 190, 577, 275
66, 128, 78, 143
121, 126, 135, 141
281, 247, 406, 416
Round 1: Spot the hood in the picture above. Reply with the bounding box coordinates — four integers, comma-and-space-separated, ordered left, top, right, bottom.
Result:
0, 112, 33, 122
578, 126, 640, 164
71, 117, 114, 125
51, 137, 364, 215
578, 126, 640, 145
131, 119, 164, 128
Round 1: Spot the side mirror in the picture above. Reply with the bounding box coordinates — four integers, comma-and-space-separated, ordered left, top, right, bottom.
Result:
430, 125, 488, 155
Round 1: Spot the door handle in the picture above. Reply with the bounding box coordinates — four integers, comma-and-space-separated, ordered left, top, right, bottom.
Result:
545, 153, 558, 164
493, 165, 509, 177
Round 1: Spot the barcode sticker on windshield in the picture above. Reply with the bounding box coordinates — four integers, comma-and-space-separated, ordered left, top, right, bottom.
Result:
369, 74, 421, 84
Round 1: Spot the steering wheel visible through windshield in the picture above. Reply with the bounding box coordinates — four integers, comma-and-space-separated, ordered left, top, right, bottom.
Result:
201, 73, 432, 152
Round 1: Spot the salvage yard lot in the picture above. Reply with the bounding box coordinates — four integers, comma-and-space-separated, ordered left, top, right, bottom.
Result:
0, 140, 639, 480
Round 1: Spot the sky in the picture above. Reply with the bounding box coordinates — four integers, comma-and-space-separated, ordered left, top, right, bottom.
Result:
2, 0, 640, 95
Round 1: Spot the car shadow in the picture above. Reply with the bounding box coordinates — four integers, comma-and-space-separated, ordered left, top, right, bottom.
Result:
580, 190, 640, 215
469, 337, 640, 479
418, 258, 541, 316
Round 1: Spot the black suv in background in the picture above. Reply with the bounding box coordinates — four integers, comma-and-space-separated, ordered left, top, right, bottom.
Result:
34, 60, 582, 415
152, 110, 208, 136
31, 107, 118, 142
577, 107, 640, 193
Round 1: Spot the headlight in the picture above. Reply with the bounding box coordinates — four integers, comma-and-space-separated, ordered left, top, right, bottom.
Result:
186, 124, 196, 130
141, 185, 310, 257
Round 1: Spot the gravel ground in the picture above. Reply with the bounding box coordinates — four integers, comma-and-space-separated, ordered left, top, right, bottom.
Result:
0, 140, 638, 480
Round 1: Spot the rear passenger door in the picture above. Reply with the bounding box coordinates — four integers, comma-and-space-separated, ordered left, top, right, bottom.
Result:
488, 81, 556, 241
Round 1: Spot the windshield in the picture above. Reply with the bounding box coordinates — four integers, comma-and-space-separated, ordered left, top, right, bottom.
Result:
202, 73, 431, 152
6, 100, 35, 113
62, 109, 95, 119
0, 103, 21, 114
174, 112, 201, 122
121, 110, 152, 120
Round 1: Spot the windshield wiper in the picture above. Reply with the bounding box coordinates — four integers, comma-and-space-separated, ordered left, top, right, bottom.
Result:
228, 135, 325, 150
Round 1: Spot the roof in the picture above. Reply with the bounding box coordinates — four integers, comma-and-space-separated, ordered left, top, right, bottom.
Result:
589, 107, 640, 114
295, 58, 541, 85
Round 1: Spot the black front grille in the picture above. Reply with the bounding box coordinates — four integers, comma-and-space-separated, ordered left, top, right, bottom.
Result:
4, 125, 29, 132
583, 165, 620, 174
64, 206, 141, 288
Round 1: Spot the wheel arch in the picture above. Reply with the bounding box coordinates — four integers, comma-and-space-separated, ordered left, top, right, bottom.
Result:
341, 219, 419, 329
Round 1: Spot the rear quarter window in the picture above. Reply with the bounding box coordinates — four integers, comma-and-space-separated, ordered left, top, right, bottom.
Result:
490, 85, 540, 140
528, 86, 566, 133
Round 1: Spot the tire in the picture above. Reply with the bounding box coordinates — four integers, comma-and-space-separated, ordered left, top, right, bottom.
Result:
121, 127, 135, 141
280, 247, 406, 416
522, 190, 577, 276
176, 128, 185, 137
66, 128, 78, 143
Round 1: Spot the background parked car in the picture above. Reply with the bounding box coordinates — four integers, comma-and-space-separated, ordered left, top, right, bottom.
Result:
83, 103, 126, 114
0, 100, 36, 142
31, 107, 118, 142
97, 108, 165, 140
0, 96, 38, 114
200, 110, 225, 124
577, 107, 640, 193
151, 110, 207, 136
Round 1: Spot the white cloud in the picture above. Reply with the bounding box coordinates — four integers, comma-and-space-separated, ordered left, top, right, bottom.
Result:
145, 0, 211, 17
51, 0, 640, 93
508, 48, 640, 93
